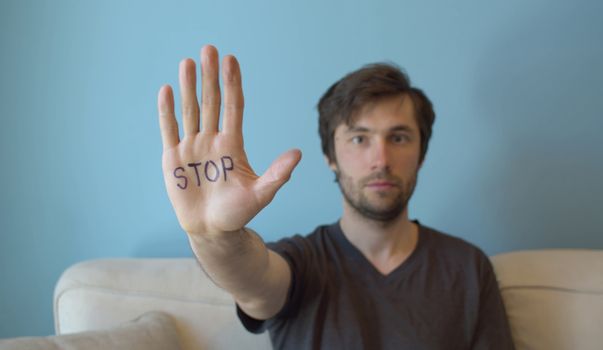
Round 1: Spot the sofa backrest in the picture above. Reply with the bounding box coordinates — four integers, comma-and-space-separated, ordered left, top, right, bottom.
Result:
54, 258, 271, 350
491, 249, 603, 350
55, 250, 603, 350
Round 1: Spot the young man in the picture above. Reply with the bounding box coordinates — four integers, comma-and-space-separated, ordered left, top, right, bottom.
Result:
157, 45, 515, 349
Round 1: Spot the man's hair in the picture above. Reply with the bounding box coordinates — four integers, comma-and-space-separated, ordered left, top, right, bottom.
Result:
317, 63, 436, 166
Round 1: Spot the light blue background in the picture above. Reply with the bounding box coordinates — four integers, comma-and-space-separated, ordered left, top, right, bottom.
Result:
1, 0, 602, 338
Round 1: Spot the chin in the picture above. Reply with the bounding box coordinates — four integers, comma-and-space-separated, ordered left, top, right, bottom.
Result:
356, 202, 406, 221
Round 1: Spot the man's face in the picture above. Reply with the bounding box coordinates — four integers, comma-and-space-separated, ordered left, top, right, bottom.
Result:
328, 95, 422, 222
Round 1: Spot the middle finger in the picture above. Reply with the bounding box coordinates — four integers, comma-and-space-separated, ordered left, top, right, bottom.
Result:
200, 45, 221, 133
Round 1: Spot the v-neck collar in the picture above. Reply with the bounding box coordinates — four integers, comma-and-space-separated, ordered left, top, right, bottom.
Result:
328, 219, 426, 280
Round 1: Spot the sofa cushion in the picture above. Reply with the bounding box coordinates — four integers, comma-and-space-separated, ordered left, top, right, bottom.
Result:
0, 311, 182, 350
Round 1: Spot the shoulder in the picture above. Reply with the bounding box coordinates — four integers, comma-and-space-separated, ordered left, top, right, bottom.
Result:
265, 224, 335, 265
267, 223, 335, 249
416, 223, 499, 297
418, 222, 491, 270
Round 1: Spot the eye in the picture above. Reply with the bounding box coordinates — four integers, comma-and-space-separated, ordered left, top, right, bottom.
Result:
351, 135, 365, 144
391, 134, 410, 143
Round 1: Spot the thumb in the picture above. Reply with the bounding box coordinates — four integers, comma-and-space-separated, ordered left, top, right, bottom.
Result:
254, 149, 302, 207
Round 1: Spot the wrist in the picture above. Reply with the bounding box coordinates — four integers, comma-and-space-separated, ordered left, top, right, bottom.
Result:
186, 227, 249, 248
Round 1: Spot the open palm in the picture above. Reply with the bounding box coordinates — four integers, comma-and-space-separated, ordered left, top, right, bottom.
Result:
158, 45, 301, 235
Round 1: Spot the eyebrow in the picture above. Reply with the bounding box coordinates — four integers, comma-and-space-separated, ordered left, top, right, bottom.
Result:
344, 125, 415, 134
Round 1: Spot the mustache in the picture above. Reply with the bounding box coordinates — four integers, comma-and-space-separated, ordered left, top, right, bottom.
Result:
361, 171, 403, 186
333, 170, 402, 185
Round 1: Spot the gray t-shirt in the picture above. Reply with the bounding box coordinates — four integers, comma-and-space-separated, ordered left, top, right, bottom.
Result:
237, 220, 515, 349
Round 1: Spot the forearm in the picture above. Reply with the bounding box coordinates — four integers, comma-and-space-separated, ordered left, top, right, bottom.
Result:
187, 228, 290, 319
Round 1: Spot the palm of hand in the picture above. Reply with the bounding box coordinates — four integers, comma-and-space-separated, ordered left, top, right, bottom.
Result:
163, 134, 261, 233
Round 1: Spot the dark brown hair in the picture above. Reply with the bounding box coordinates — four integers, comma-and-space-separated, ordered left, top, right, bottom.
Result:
318, 63, 435, 165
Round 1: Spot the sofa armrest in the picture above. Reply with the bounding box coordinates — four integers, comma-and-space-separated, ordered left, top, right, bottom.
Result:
0, 311, 182, 350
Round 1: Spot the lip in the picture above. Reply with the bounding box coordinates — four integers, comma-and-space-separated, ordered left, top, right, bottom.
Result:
366, 181, 396, 189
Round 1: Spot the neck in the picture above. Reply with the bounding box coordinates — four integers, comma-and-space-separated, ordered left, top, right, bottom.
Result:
339, 200, 418, 274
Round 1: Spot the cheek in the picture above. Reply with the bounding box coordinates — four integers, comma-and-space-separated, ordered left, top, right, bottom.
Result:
395, 158, 420, 175
403, 155, 420, 168
334, 150, 366, 174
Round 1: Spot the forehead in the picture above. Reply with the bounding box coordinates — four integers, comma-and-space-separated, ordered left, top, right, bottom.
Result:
339, 95, 418, 132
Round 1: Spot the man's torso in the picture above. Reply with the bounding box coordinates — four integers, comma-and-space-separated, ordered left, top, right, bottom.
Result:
237, 220, 513, 350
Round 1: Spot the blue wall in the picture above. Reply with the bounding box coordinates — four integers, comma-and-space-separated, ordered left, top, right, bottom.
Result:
1, 0, 602, 338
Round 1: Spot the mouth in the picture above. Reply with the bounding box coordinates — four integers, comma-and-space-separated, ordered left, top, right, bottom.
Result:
365, 181, 397, 189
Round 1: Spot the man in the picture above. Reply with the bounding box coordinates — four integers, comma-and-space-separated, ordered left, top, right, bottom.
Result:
157, 45, 515, 349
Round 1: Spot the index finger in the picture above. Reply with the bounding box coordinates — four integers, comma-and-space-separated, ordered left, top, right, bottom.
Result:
158, 85, 180, 150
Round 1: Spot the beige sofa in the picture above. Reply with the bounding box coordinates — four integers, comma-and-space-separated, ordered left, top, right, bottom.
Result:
1, 249, 602, 349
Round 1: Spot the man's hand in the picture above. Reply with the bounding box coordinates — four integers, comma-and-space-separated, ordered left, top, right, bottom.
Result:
158, 45, 302, 236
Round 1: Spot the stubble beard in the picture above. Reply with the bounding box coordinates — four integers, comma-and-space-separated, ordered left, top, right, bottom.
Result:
335, 167, 418, 223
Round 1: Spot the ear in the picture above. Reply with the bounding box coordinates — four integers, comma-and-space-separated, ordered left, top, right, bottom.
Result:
324, 155, 338, 172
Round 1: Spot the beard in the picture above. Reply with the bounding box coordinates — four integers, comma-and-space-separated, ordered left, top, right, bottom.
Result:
335, 167, 418, 222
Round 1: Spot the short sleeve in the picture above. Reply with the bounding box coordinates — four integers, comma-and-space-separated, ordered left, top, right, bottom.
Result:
236, 234, 318, 334
470, 256, 516, 349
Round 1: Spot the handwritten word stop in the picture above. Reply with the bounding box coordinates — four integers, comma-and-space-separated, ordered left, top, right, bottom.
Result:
173, 156, 234, 190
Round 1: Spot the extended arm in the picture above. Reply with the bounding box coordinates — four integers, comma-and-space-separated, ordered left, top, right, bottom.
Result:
157, 45, 301, 320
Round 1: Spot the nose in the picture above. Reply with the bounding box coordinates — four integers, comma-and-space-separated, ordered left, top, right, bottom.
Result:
370, 138, 391, 171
